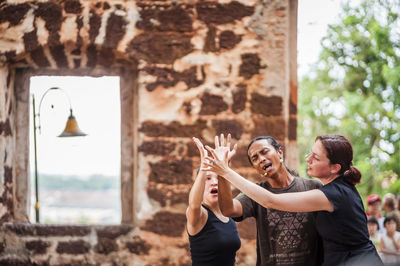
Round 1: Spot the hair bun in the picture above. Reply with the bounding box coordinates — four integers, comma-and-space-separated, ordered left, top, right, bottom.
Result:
343, 165, 361, 185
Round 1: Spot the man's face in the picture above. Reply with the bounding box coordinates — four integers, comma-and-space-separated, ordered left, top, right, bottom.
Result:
248, 139, 283, 178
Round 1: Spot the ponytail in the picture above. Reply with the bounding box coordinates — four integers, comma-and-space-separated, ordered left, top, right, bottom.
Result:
343, 165, 361, 185
316, 135, 361, 185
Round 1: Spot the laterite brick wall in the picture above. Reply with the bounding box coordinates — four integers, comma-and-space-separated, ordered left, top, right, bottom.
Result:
0, 0, 298, 264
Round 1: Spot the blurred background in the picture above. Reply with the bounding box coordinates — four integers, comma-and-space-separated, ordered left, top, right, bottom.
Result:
297, 0, 400, 200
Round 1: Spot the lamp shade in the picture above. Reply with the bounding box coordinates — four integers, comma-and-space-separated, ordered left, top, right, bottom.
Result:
58, 109, 87, 137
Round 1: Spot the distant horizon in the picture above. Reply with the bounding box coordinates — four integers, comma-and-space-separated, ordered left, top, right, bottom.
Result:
31, 172, 120, 178
31, 172, 119, 188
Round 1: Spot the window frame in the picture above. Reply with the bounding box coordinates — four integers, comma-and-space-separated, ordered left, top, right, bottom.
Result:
13, 67, 138, 225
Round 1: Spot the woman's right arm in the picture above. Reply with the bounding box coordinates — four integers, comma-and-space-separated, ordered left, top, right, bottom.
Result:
218, 176, 243, 217
186, 138, 208, 235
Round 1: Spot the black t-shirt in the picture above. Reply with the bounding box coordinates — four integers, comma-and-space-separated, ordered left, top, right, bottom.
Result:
318, 176, 383, 266
235, 177, 323, 266
189, 205, 241, 266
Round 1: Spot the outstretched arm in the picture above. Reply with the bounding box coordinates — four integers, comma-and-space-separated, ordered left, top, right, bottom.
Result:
186, 137, 208, 235
205, 135, 333, 213
222, 168, 331, 212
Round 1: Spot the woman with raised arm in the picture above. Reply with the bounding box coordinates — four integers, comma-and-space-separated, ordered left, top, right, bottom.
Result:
186, 137, 241, 266
205, 134, 383, 266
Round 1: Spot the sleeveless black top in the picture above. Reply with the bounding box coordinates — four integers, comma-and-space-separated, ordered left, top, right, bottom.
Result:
189, 205, 241, 266
317, 176, 383, 266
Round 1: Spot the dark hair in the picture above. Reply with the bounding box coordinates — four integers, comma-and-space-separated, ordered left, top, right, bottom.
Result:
367, 217, 380, 230
384, 196, 396, 210
316, 135, 361, 185
247, 136, 298, 176
384, 216, 397, 226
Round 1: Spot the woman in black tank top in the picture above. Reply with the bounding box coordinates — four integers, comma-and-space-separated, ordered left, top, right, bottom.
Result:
186, 137, 241, 266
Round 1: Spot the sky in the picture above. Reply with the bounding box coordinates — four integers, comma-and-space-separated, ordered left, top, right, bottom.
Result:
29, 0, 344, 177
297, 0, 344, 77
29, 76, 121, 177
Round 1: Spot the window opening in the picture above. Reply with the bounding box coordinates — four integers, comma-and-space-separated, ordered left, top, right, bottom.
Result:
29, 76, 121, 224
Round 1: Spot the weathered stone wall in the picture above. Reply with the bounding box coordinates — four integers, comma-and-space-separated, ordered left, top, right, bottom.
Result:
0, 223, 157, 265
0, 0, 298, 264
0, 66, 15, 223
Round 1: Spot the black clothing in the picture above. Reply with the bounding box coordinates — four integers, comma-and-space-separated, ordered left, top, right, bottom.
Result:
189, 205, 241, 266
235, 177, 323, 266
318, 176, 383, 266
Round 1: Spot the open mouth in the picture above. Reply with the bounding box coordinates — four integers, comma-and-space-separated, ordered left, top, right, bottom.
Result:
210, 188, 218, 194
263, 163, 272, 171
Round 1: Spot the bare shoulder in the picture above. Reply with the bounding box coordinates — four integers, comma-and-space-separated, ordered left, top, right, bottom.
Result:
186, 206, 209, 236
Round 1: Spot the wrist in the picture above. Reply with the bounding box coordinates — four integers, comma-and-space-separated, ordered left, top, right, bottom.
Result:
196, 170, 207, 179
224, 167, 235, 178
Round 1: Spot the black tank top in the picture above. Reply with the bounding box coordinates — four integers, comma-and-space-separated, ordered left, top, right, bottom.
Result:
189, 205, 241, 266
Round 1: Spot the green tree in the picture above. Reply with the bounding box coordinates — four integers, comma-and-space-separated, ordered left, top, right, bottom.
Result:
298, 0, 400, 199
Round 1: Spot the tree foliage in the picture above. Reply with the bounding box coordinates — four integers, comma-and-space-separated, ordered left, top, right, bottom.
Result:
298, 0, 400, 198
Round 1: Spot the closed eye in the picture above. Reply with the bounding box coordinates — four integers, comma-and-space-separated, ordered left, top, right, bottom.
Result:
260, 149, 269, 155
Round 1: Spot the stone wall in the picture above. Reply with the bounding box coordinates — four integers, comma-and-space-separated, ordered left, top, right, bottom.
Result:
0, 223, 162, 265
0, 0, 298, 264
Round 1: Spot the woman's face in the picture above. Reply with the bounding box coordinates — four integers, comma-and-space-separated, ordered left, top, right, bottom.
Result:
306, 140, 337, 179
203, 171, 219, 203
248, 139, 283, 177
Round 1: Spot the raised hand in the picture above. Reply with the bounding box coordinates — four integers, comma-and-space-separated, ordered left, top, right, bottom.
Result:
203, 134, 233, 176
211, 133, 237, 162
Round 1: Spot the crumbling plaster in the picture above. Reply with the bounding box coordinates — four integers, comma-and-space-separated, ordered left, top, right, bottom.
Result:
0, 0, 298, 264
